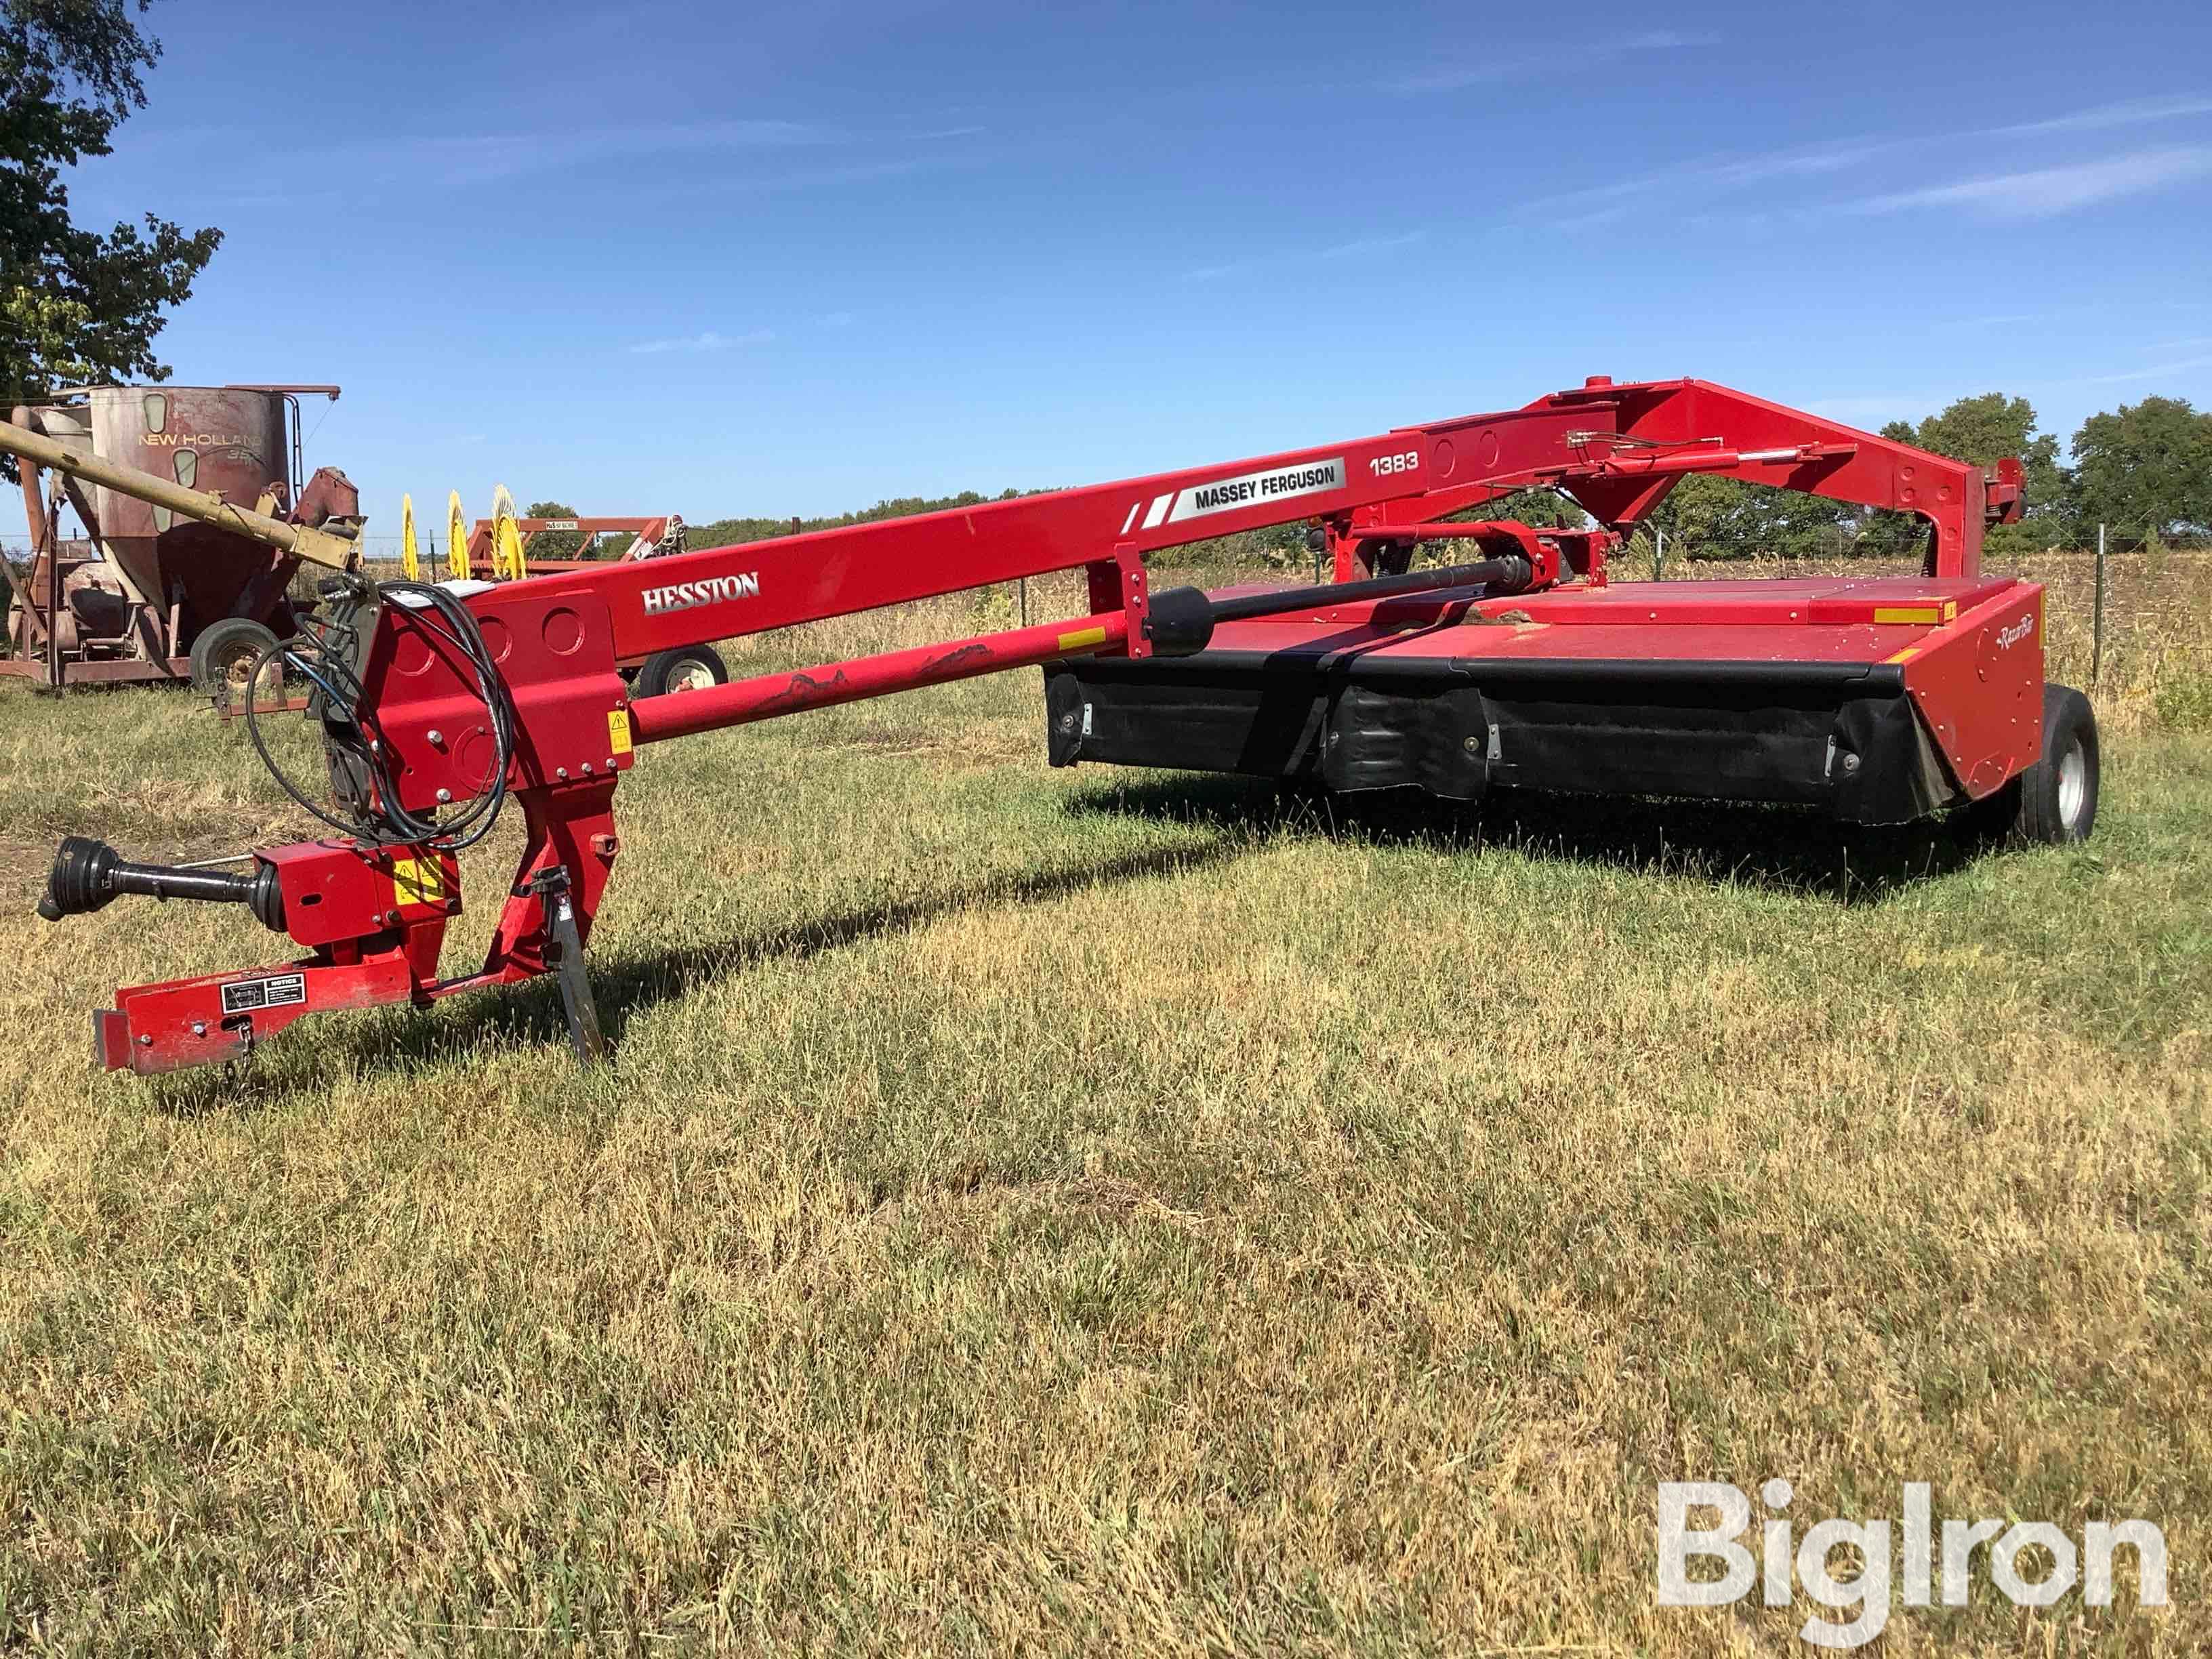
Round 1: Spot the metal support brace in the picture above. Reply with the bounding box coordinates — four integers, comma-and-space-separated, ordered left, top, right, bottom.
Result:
529, 865, 607, 1064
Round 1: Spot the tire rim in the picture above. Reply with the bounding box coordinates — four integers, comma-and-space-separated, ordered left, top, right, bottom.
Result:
221, 647, 277, 708
668, 659, 716, 694
2057, 735, 2087, 829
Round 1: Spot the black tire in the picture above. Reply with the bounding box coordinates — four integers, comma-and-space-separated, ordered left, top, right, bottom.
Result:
189, 617, 281, 714
1976, 682, 2100, 846
632, 643, 729, 699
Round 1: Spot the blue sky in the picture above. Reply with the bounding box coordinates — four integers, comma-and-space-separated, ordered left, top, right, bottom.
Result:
15, 0, 2212, 548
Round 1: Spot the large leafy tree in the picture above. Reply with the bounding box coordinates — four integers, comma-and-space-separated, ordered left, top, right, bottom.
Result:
2068, 396, 2212, 541
1879, 393, 2067, 555
2, 0, 220, 477
523, 499, 582, 558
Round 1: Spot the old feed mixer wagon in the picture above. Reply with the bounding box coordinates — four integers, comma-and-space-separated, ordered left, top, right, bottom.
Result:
3, 375, 2094, 1076
3, 384, 361, 704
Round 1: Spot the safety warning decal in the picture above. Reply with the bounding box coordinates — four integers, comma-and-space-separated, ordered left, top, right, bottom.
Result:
220, 972, 306, 1016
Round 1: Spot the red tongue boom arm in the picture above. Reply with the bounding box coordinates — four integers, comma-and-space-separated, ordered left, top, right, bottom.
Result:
22, 377, 2017, 1075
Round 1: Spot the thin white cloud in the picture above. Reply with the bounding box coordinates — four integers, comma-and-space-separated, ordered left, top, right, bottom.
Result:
720, 155, 947, 194
1521, 93, 2212, 222
1557, 203, 1646, 232
1840, 146, 2212, 220
1317, 230, 1426, 259
1394, 30, 1717, 93
628, 328, 776, 355
1801, 395, 1926, 424
2079, 352, 2212, 385
1524, 139, 1899, 213
1183, 230, 1423, 280
1986, 96, 2212, 138
374, 120, 835, 184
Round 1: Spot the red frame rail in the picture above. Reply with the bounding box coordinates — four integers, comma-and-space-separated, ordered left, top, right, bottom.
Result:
20, 376, 2028, 1075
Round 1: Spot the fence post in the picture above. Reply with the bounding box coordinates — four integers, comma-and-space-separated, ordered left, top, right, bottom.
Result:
1018, 576, 1028, 629
2092, 524, 2106, 686
1654, 526, 1665, 581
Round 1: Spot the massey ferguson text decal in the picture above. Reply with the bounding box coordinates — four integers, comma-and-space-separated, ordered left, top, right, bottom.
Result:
642, 571, 760, 617
1119, 457, 1348, 534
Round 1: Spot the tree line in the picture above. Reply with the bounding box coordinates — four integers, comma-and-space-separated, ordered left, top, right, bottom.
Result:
1633, 392, 2212, 562
676, 390, 2210, 571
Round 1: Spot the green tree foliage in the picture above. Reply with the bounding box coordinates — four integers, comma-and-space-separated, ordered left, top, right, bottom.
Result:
684, 385, 2212, 571
1638, 473, 1853, 561
1460, 486, 1586, 529
1879, 392, 2068, 555
1, 0, 221, 478
688, 489, 1036, 550
2068, 396, 2212, 541
523, 499, 582, 558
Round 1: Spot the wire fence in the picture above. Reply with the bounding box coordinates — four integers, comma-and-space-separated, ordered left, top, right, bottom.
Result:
9, 521, 2205, 570
9, 523, 2203, 689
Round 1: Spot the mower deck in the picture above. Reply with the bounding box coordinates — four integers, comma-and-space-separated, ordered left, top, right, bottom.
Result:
1046, 574, 2046, 824
7, 373, 2084, 1077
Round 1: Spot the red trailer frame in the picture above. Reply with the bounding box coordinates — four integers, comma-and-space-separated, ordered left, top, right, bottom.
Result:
20, 376, 2076, 1078
462, 514, 683, 577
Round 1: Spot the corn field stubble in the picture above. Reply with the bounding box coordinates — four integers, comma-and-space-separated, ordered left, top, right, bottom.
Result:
0, 556, 2207, 1656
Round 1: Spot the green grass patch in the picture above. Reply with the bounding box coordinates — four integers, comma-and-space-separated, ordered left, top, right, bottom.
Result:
0, 584, 2207, 1654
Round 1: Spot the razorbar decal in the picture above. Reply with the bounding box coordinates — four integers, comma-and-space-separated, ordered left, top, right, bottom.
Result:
220, 972, 306, 1015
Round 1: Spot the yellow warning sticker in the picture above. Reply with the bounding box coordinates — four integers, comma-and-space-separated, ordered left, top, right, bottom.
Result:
1057, 626, 1109, 653
390, 855, 447, 907
1884, 647, 1919, 665
1872, 606, 1941, 626
608, 708, 634, 756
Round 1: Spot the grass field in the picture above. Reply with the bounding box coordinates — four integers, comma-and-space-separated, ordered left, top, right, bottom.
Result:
1, 552, 2207, 1655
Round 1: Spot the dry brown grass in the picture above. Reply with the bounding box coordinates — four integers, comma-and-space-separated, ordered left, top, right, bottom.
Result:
1641, 546, 2212, 737
0, 556, 2207, 1655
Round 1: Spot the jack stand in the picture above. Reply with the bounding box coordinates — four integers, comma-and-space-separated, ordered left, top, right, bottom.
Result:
531, 866, 607, 1064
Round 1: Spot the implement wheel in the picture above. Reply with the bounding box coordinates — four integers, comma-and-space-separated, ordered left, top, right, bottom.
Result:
189, 618, 282, 716
634, 644, 729, 699
1975, 682, 2100, 846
